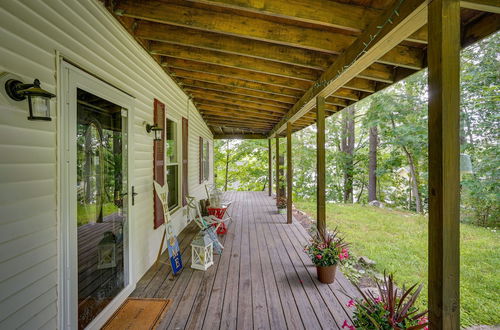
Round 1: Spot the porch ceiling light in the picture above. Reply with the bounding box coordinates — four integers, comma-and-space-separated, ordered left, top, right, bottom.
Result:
5, 78, 55, 121
145, 123, 163, 141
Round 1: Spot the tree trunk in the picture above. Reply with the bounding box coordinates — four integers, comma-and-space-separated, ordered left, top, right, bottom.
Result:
341, 106, 355, 203
368, 125, 378, 202
389, 116, 423, 213
224, 140, 230, 191
403, 147, 423, 213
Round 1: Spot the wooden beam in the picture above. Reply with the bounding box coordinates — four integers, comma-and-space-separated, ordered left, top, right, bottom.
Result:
460, 0, 500, 13
143, 23, 406, 84
117, 1, 425, 68
286, 122, 292, 224
154, 43, 321, 81
174, 72, 303, 97
316, 96, 326, 236
135, 21, 333, 70
185, 87, 291, 108
182, 0, 380, 33
427, 0, 460, 327
172, 60, 377, 95
214, 133, 268, 139
204, 116, 275, 127
183, 0, 429, 43
268, 139, 272, 196
462, 13, 500, 48
180, 79, 299, 104
201, 111, 281, 124
194, 97, 289, 115
164, 57, 312, 90
269, 0, 428, 137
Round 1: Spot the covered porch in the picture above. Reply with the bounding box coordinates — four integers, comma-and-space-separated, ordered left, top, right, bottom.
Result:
132, 191, 359, 329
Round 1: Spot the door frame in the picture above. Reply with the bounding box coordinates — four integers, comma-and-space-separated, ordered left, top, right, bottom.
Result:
57, 60, 136, 330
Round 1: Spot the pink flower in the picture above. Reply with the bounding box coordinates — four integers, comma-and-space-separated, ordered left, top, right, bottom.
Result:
346, 299, 356, 307
339, 248, 349, 261
374, 297, 382, 304
418, 316, 428, 330
342, 320, 356, 330
316, 254, 323, 259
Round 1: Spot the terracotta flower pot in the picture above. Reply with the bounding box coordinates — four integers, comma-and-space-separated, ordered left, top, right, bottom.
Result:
316, 265, 337, 284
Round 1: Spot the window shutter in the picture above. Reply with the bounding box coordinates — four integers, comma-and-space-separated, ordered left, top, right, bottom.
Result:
199, 136, 203, 184
182, 117, 188, 206
153, 99, 165, 229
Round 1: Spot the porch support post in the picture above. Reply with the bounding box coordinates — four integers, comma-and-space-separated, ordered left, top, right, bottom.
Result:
316, 96, 326, 236
268, 139, 272, 196
286, 122, 293, 224
275, 137, 280, 201
428, 0, 461, 328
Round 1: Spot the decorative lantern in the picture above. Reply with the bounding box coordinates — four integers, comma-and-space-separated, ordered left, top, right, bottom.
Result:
145, 122, 163, 141
5, 78, 55, 121
97, 231, 117, 269
191, 234, 213, 271
460, 153, 473, 176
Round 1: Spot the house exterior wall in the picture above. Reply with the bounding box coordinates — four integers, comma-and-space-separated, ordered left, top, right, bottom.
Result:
0, 1, 213, 329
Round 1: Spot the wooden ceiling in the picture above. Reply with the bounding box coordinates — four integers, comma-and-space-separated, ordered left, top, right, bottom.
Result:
103, 0, 500, 138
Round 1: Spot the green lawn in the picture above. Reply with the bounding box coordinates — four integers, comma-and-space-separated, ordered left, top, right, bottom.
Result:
295, 201, 500, 327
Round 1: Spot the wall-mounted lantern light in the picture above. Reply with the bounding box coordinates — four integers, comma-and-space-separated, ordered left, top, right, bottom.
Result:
145, 122, 163, 141
5, 78, 55, 121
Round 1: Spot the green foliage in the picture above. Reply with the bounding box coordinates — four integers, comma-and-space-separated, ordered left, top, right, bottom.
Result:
459, 32, 500, 227
295, 200, 500, 326
214, 139, 269, 191
304, 228, 349, 267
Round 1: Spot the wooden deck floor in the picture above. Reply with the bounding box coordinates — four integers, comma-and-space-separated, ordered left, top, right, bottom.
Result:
131, 191, 360, 329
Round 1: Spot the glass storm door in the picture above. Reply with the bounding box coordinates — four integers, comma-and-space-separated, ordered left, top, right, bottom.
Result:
76, 88, 128, 329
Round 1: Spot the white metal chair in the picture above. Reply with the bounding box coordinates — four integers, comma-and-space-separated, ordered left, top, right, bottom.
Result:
186, 195, 224, 254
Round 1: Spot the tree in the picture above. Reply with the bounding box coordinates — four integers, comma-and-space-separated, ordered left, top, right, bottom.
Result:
368, 125, 378, 202
341, 105, 356, 203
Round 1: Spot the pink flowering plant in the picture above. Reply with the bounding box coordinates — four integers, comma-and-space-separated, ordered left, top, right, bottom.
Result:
343, 273, 428, 330
276, 196, 287, 209
305, 227, 349, 267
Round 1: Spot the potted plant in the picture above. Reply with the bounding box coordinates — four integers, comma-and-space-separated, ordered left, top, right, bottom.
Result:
276, 196, 287, 214
305, 228, 349, 284
342, 273, 428, 330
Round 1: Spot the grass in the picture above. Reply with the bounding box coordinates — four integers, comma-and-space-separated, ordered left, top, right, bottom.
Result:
77, 202, 119, 226
295, 200, 500, 327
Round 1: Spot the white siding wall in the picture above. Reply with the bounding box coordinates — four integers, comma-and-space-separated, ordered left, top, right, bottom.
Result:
0, 1, 213, 328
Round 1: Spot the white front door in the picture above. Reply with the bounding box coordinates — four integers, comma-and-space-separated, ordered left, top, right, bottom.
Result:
59, 62, 135, 330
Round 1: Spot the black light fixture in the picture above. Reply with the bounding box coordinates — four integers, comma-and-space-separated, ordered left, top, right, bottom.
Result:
145, 123, 163, 141
5, 78, 55, 121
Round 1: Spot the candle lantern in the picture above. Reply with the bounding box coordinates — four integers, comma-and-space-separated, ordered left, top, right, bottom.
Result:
97, 231, 117, 269
191, 234, 213, 271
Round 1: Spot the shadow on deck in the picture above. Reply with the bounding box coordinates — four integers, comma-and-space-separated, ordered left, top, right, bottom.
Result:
131, 191, 359, 329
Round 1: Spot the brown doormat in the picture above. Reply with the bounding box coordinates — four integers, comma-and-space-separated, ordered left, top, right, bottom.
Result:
101, 298, 172, 330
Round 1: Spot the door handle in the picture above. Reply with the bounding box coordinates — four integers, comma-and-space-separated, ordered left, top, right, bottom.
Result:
131, 186, 138, 206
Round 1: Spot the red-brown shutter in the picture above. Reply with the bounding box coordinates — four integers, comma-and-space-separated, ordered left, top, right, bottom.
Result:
182, 117, 189, 206
153, 99, 165, 229
199, 136, 203, 184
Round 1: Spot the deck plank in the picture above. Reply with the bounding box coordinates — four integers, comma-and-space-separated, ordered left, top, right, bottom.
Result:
201, 192, 243, 329
237, 198, 254, 329
129, 191, 359, 329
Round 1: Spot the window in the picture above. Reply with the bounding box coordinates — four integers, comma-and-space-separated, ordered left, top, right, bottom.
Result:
166, 119, 179, 210
199, 137, 210, 183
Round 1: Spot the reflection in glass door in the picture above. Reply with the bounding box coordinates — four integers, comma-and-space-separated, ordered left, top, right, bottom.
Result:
76, 89, 128, 329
